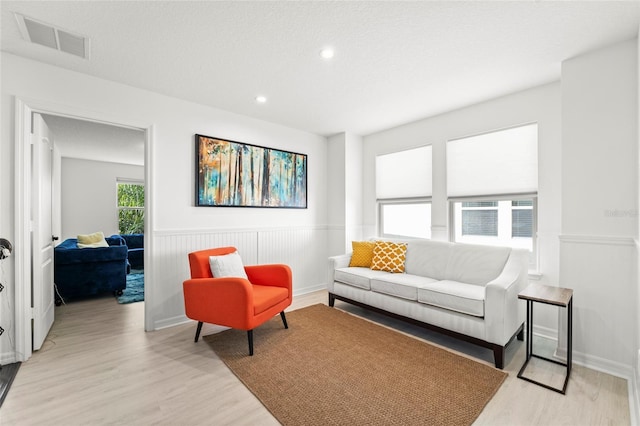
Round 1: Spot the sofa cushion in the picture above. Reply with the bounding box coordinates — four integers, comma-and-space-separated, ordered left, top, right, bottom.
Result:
417, 280, 485, 317
371, 274, 438, 301
404, 240, 454, 280
349, 241, 376, 267
371, 241, 407, 273
444, 244, 511, 285
334, 267, 391, 290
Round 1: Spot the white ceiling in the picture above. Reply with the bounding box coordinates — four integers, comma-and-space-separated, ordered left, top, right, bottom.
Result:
41, 114, 145, 166
2, 1, 640, 141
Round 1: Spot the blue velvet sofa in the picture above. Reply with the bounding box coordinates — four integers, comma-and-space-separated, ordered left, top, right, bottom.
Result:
121, 234, 144, 270
54, 235, 130, 305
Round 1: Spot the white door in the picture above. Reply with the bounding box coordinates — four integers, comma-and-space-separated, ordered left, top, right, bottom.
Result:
32, 113, 55, 351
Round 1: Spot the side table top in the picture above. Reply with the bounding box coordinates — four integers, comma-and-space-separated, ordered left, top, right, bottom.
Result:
518, 283, 573, 307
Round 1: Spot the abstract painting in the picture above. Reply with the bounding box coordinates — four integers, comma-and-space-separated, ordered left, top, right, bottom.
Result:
195, 134, 307, 208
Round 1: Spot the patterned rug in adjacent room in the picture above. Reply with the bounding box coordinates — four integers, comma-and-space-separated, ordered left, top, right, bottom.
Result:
204, 304, 506, 426
117, 272, 144, 304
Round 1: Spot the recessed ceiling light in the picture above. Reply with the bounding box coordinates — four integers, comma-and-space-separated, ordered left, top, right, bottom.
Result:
320, 47, 335, 60
256, 95, 267, 104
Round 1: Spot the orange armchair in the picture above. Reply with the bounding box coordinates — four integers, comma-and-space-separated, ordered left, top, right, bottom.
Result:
183, 247, 292, 355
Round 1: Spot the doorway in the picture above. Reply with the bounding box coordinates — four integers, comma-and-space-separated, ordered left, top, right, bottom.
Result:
14, 97, 153, 362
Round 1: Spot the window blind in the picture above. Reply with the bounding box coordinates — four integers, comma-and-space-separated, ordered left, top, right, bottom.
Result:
447, 124, 538, 197
376, 145, 432, 199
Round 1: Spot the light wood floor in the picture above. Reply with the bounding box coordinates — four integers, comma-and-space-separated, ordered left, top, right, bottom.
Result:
0, 290, 630, 425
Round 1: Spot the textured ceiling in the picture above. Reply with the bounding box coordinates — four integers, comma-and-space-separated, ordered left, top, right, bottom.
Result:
2, 1, 640, 140
42, 115, 145, 166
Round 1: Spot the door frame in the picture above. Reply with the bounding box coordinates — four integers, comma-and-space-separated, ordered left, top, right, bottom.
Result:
14, 97, 154, 362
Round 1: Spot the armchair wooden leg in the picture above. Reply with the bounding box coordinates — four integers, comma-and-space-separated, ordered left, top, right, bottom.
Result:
248, 330, 254, 356
280, 311, 289, 329
194, 321, 203, 343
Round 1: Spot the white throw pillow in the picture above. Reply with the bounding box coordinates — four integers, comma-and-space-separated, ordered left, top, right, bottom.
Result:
209, 251, 248, 279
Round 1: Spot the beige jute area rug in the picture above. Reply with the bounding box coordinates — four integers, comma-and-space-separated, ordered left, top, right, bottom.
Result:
204, 304, 506, 426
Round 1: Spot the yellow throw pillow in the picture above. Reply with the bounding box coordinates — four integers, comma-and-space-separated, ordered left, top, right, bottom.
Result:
77, 231, 109, 248
349, 241, 376, 267
371, 241, 407, 273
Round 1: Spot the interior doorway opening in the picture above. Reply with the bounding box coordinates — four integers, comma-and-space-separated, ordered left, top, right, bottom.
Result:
14, 97, 153, 362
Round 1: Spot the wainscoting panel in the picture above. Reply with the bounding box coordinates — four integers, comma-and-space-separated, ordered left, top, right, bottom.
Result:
152, 227, 329, 330
559, 234, 637, 377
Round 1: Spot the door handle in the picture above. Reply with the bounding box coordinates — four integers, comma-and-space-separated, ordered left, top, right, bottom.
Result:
52, 235, 59, 241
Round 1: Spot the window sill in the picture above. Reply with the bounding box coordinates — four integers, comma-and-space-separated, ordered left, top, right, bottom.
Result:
528, 271, 543, 281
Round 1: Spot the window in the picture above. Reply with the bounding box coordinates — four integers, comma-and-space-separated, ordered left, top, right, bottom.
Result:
511, 200, 533, 238
380, 201, 431, 239
461, 201, 498, 237
447, 124, 538, 266
452, 198, 536, 252
376, 146, 432, 239
117, 181, 144, 234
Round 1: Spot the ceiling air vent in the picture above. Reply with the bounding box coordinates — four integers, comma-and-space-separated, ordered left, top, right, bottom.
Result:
14, 13, 90, 59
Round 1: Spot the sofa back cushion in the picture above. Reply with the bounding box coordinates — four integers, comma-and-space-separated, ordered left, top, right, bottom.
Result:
444, 243, 511, 285
404, 240, 454, 280
121, 234, 144, 249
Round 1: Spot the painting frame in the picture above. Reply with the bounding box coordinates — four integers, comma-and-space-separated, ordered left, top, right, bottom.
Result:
195, 134, 308, 208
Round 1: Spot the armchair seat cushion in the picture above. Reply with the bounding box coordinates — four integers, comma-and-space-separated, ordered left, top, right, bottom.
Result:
253, 285, 289, 315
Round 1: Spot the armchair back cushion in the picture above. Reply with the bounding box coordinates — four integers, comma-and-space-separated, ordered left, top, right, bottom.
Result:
189, 246, 237, 278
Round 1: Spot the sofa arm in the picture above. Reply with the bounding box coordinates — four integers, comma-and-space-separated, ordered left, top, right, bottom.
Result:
183, 277, 254, 328
484, 249, 528, 345
328, 253, 352, 292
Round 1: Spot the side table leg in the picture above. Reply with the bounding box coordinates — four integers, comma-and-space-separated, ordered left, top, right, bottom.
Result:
567, 298, 573, 377
526, 300, 533, 359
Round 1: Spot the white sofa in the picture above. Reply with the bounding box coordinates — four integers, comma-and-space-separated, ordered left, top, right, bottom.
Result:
328, 239, 528, 369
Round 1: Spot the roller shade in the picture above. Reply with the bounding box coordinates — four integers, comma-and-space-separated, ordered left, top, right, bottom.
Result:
376, 145, 432, 199
447, 124, 538, 197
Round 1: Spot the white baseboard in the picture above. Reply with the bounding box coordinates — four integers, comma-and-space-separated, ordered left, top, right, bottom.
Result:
532, 324, 558, 341
1, 352, 17, 365
293, 283, 326, 297
154, 315, 191, 330
630, 370, 639, 426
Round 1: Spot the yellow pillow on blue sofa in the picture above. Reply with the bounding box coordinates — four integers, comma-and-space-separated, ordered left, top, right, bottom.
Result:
77, 231, 109, 248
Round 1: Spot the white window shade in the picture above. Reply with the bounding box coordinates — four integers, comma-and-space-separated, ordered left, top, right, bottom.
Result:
447, 124, 538, 197
376, 145, 432, 199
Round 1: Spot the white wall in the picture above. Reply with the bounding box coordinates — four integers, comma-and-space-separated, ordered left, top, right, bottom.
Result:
560, 38, 638, 375
327, 132, 364, 257
61, 158, 144, 240
327, 133, 347, 256
345, 132, 364, 248
1, 52, 328, 361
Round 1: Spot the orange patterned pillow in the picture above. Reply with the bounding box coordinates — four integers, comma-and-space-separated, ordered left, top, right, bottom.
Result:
349, 241, 376, 267
371, 241, 407, 273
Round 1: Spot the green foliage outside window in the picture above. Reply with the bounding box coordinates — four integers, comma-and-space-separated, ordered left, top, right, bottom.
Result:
118, 183, 144, 234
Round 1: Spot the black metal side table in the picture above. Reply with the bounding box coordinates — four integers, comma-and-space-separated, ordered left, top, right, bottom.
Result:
517, 283, 573, 394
